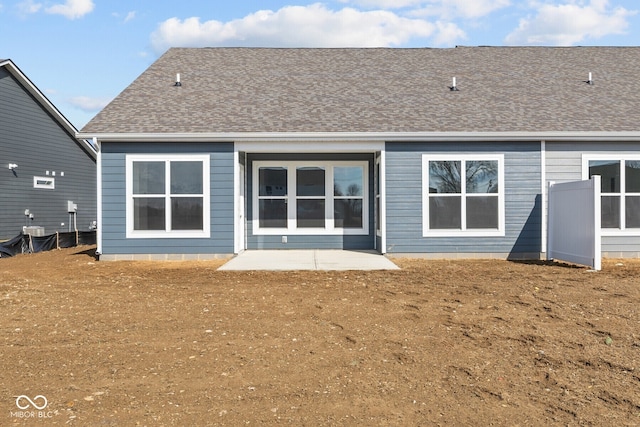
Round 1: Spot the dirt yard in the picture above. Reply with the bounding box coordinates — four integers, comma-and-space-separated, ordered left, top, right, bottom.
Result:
1, 246, 639, 426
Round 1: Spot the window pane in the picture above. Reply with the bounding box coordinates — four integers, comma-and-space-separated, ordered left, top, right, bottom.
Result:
334, 167, 363, 197
171, 197, 203, 230
429, 196, 461, 229
467, 161, 498, 194
335, 199, 363, 228
626, 196, 640, 228
590, 160, 620, 193
259, 167, 287, 196
134, 198, 165, 230
601, 195, 620, 228
133, 162, 165, 194
259, 200, 287, 228
625, 161, 640, 193
297, 199, 325, 228
297, 167, 325, 197
429, 161, 461, 193
171, 161, 203, 194
467, 196, 499, 229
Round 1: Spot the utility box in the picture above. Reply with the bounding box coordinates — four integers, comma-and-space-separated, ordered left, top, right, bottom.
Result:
67, 201, 78, 213
23, 226, 45, 236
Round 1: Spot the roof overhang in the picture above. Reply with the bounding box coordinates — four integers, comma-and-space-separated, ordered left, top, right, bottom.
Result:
77, 131, 640, 147
1, 59, 97, 160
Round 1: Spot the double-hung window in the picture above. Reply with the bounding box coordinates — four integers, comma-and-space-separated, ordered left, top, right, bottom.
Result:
584, 156, 640, 234
126, 155, 210, 238
422, 154, 504, 236
253, 161, 368, 235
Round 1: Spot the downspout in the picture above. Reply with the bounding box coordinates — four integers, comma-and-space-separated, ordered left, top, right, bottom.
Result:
540, 140, 546, 256
380, 148, 387, 254
95, 137, 102, 257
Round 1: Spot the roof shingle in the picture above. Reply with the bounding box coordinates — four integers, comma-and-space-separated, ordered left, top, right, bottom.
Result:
82, 46, 640, 134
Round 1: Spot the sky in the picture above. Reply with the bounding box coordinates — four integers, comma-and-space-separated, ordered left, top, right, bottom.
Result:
1, 0, 639, 129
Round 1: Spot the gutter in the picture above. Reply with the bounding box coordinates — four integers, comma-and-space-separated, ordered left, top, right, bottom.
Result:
76, 131, 640, 143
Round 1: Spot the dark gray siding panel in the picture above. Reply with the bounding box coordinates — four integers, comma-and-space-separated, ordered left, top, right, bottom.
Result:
246, 153, 375, 250
0, 67, 96, 239
100, 142, 234, 255
385, 142, 541, 255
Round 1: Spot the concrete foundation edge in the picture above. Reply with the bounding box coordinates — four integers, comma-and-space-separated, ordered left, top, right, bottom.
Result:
99, 253, 234, 261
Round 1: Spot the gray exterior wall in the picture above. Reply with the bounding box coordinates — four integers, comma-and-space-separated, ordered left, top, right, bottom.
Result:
100, 142, 234, 256
385, 142, 542, 257
0, 67, 96, 240
546, 141, 640, 255
246, 153, 376, 250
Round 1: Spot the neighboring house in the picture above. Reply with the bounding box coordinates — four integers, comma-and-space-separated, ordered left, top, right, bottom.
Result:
0, 59, 96, 240
78, 47, 640, 260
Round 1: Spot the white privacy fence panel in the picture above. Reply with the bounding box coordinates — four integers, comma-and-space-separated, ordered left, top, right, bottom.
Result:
547, 176, 601, 270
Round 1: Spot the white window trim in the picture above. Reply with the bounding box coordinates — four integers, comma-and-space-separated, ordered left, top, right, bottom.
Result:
422, 154, 505, 237
582, 154, 640, 237
252, 161, 369, 236
33, 176, 55, 189
375, 155, 382, 238
126, 154, 210, 239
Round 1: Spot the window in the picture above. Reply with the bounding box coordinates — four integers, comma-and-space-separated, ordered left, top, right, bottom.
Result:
334, 166, 364, 229
422, 154, 504, 236
297, 167, 326, 228
585, 156, 640, 233
126, 155, 210, 238
253, 161, 368, 235
33, 176, 55, 189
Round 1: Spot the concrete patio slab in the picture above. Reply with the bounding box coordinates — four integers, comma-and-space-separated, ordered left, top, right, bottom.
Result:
218, 250, 400, 271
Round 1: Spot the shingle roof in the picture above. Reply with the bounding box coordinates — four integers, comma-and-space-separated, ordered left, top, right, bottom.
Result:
82, 46, 640, 134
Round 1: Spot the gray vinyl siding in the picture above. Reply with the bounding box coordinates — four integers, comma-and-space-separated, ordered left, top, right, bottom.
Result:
546, 141, 640, 254
0, 67, 96, 240
100, 142, 234, 255
246, 153, 375, 250
385, 142, 542, 256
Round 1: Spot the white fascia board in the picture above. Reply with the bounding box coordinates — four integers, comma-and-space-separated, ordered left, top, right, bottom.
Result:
236, 140, 384, 153
76, 131, 640, 144
2, 60, 97, 159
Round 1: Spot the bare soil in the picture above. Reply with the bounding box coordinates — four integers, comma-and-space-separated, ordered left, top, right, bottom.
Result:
1, 246, 639, 426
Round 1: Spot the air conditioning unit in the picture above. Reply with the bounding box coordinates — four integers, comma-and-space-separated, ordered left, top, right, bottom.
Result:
23, 226, 45, 236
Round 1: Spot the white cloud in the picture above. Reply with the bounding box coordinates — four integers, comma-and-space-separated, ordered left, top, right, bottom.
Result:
437, 0, 511, 19
338, 0, 424, 7
124, 10, 136, 23
17, 0, 42, 15
45, 0, 94, 20
149, 3, 461, 52
341, 0, 511, 19
505, 0, 636, 45
432, 20, 467, 45
68, 95, 111, 112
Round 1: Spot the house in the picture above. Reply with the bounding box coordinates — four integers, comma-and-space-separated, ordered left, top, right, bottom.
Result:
0, 59, 97, 240
77, 46, 640, 261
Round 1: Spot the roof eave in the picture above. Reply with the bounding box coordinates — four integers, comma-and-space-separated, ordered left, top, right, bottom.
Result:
76, 131, 640, 144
